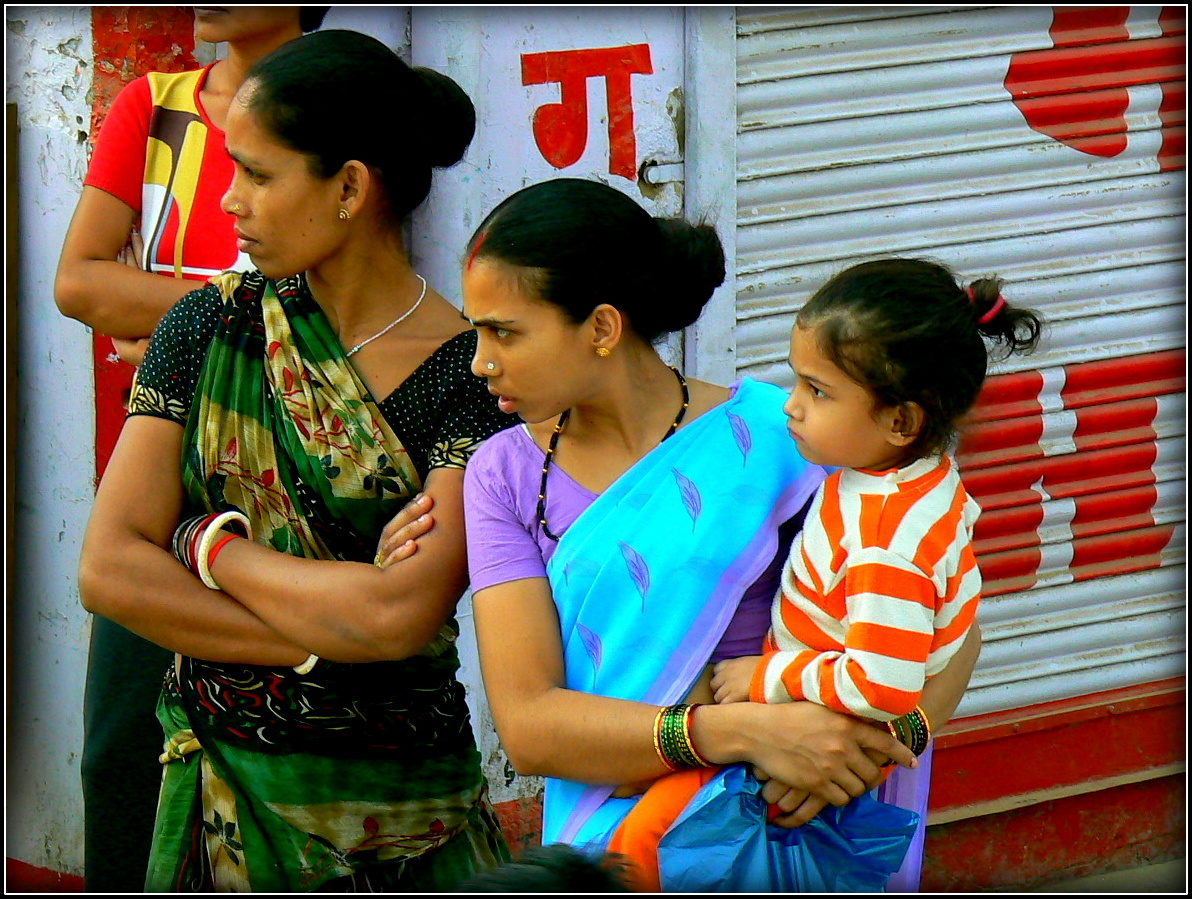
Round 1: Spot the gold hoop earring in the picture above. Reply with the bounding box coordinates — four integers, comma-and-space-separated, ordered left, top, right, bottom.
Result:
596, 347, 612, 358
339, 209, 351, 221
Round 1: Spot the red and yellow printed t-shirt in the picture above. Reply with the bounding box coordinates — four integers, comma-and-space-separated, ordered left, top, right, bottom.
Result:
85, 64, 250, 282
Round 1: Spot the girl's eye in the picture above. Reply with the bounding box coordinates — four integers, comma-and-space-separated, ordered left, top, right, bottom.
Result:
811, 385, 825, 398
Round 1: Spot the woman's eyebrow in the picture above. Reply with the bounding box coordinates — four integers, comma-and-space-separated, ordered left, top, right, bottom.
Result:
461, 312, 516, 327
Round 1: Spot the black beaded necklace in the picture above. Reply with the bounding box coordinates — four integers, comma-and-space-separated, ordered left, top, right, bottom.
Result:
537, 366, 690, 541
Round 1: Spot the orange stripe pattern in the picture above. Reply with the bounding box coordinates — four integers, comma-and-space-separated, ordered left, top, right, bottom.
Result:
750, 456, 982, 720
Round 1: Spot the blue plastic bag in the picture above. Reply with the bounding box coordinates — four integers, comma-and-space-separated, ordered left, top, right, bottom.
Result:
657, 765, 919, 893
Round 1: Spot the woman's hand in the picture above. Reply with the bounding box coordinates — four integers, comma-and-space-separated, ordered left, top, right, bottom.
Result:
375, 492, 436, 568
692, 700, 915, 827
711, 655, 762, 703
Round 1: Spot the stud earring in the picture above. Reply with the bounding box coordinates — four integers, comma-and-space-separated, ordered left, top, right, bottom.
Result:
596, 347, 611, 358
339, 209, 351, 221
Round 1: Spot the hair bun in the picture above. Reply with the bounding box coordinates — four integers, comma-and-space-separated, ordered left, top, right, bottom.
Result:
411, 67, 476, 168
645, 218, 726, 334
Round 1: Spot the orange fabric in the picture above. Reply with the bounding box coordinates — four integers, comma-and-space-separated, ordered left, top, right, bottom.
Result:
607, 767, 719, 892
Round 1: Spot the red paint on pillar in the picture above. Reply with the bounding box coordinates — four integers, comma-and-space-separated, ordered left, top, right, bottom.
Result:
89, 7, 198, 482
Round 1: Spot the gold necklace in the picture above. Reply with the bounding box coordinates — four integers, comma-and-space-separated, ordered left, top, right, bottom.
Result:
537, 366, 690, 541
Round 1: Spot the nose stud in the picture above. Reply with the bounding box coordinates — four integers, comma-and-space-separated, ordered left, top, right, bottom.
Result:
486, 362, 496, 371
231, 203, 243, 214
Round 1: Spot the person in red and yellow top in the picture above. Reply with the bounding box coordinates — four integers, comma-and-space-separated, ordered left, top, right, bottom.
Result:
606, 258, 1043, 892
55, 7, 327, 363
53, 8, 326, 892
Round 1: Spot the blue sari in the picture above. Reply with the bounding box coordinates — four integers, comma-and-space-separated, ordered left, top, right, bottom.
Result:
542, 378, 825, 848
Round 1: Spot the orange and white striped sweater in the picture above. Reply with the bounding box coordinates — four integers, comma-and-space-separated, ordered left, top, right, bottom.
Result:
749, 455, 981, 720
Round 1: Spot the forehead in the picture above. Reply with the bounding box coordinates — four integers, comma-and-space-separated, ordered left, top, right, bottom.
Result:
463, 260, 550, 317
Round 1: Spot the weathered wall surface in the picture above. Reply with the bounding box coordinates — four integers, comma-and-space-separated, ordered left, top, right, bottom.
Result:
6, 6, 96, 876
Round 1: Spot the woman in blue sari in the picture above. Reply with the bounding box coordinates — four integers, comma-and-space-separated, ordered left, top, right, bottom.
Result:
381, 178, 981, 890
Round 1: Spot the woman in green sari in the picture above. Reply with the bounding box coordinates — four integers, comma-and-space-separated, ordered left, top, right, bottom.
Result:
78, 30, 513, 891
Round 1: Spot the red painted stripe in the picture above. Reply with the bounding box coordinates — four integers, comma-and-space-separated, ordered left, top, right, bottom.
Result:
931, 681, 1185, 808
962, 441, 1159, 510
964, 370, 1045, 424
972, 502, 1046, 551
922, 775, 1184, 892
1160, 6, 1187, 35
1059, 349, 1185, 405
5, 858, 85, 893
1005, 36, 1185, 98
1069, 523, 1177, 579
1050, 6, 1131, 48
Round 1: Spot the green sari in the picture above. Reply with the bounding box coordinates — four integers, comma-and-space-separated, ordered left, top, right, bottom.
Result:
132, 271, 510, 891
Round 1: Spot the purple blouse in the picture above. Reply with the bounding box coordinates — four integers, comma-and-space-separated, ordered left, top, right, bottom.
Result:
464, 408, 805, 663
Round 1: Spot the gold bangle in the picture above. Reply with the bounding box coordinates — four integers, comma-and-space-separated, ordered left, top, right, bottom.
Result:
653, 707, 679, 771
681, 704, 714, 768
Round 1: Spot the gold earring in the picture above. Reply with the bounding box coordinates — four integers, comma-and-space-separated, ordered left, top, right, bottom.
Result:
339, 209, 351, 221
596, 347, 611, 358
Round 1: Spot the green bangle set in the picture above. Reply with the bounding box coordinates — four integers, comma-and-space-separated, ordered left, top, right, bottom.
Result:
886, 705, 933, 756
653, 704, 714, 771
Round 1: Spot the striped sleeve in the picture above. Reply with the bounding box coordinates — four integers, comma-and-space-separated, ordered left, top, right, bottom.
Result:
753, 546, 937, 719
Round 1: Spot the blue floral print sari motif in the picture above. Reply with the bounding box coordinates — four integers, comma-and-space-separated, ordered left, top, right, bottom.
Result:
543, 378, 826, 849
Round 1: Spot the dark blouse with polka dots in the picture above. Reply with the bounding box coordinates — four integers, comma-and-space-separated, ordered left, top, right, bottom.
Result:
130, 278, 516, 480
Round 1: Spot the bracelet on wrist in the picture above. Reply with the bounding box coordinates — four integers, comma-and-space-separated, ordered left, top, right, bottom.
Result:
172, 510, 251, 590
293, 653, 321, 676
652, 704, 716, 771
887, 706, 932, 756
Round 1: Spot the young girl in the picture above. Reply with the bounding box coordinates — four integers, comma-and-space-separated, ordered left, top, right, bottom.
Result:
611, 257, 1043, 892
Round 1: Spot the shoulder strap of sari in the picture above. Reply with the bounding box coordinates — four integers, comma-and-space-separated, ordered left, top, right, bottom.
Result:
181, 271, 423, 561
542, 377, 826, 846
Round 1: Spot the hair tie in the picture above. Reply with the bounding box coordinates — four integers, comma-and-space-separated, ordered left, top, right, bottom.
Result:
965, 285, 1006, 325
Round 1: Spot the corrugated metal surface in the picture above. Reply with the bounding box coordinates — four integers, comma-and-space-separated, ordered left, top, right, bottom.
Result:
733, 6, 1185, 718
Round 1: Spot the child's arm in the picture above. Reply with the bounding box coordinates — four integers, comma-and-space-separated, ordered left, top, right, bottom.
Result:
756, 546, 977, 720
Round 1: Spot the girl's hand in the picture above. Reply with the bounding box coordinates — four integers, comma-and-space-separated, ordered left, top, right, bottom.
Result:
111, 336, 150, 367
375, 493, 436, 568
711, 655, 762, 703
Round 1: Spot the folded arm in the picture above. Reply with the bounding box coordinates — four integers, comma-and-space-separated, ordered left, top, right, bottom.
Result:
79, 414, 310, 664
55, 186, 194, 337
209, 466, 471, 663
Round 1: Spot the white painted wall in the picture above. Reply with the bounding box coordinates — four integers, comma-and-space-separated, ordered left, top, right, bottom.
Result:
6, 5, 97, 877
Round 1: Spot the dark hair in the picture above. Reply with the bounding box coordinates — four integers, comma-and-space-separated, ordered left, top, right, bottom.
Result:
299, 7, 330, 32
244, 29, 475, 224
466, 178, 725, 342
797, 257, 1044, 458
455, 845, 634, 893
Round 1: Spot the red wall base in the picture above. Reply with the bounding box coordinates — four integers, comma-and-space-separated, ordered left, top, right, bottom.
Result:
5, 858, 84, 893
921, 772, 1186, 892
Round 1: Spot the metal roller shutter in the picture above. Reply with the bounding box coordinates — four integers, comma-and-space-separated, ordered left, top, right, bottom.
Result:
733, 5, 1185, 717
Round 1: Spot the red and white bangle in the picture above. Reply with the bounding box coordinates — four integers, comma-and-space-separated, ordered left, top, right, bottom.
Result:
195, 510, 251, 589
